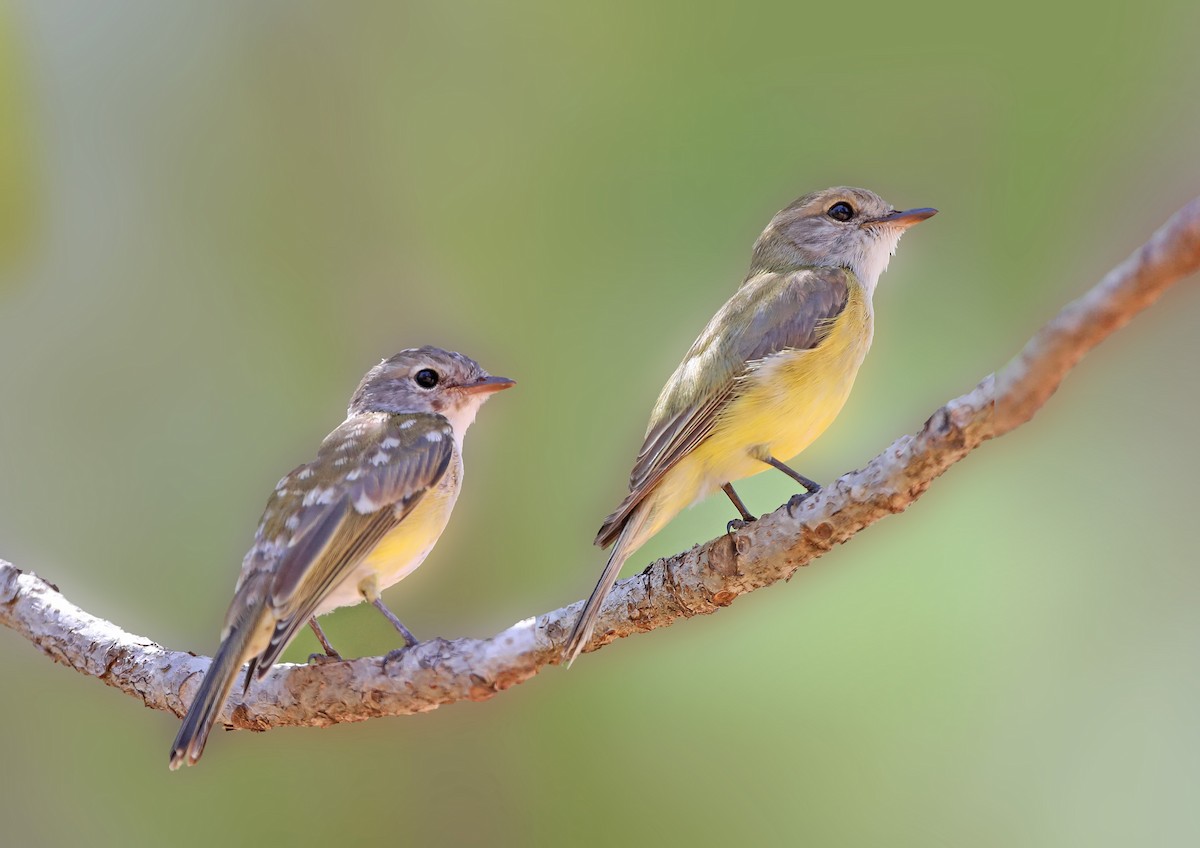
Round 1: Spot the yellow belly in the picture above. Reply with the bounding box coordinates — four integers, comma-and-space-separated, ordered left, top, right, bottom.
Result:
635, 285, 873, 546
314, 450, 463, 614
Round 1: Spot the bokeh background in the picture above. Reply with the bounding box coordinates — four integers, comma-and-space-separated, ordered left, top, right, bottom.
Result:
2, 2, 1198, 846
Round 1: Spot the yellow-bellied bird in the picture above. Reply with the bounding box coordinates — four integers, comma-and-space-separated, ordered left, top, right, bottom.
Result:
565, 188, 935, 663
170, 347, 513, 768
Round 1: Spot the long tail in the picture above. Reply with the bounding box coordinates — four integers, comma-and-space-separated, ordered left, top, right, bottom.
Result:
168, 623, 255, 770
563, 508, 649, 666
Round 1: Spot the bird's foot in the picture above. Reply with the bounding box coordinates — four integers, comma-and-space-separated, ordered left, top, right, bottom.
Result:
786, 487, 821, 517
307, 651, 343, 665
382, 643, 419, 671
727, 516, 757, 534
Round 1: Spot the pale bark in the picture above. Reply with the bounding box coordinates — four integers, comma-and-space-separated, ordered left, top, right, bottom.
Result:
3, 196, 1199, 733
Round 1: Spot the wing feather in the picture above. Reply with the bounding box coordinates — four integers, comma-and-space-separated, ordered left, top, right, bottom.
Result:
597, 266, 850, 547
247, 412, 453, 672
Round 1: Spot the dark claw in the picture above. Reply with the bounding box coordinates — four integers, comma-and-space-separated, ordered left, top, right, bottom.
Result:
726, 516, 756, 534
786, 491, 813, 517
307, 651, 343, 665
382, 645, 415, 671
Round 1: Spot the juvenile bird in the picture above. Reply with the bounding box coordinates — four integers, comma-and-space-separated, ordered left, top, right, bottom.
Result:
170, 347, 513, 768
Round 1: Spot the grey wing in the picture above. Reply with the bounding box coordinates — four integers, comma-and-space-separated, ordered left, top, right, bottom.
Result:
251, 413, 454, 675
596, 266, 850, 547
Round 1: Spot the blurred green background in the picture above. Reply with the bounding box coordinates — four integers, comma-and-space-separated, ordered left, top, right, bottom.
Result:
2, 2, 1198, 846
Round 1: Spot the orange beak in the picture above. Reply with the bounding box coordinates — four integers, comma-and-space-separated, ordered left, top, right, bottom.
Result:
866, 207, 938, 229
461, 375, 516, 395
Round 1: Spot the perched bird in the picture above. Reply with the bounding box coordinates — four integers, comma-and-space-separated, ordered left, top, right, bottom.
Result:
564, 187, 936, 664
169, 347, 513, 768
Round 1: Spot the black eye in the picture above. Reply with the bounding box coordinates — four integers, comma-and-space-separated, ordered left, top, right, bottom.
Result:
827, 201, 855, 222
414, 368, 439, 389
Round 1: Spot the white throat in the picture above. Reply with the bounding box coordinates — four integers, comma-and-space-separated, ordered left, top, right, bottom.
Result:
850, 228, 905, 298
441, 393, 492, 452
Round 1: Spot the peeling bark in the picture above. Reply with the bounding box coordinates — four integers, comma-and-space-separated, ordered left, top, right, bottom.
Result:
3, 196, 1199, 734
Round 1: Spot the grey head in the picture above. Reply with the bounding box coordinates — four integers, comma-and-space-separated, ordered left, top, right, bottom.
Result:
348, 346, 514, 432
748, 186, 936, 291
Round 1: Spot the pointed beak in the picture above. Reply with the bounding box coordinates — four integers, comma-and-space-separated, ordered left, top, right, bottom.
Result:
461, 375, 516, 395
865, 207, 938, 230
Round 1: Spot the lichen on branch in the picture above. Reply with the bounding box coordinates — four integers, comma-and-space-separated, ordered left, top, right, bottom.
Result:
3, 195, 1199, 734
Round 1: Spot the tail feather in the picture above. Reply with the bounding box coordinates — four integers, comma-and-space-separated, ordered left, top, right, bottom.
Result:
168, 625, 254, 770
564, 509, 649, 666
595, 490, 640, 549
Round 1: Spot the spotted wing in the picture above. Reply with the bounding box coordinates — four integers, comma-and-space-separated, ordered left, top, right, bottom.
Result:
241, 412, 453, 674
596, 266, 850, 547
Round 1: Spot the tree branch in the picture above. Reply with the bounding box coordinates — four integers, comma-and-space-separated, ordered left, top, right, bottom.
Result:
3, 196, 1199, 734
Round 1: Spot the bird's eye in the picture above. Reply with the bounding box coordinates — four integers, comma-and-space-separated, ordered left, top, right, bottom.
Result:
414, 368, 439, 389
827, 201, 855, 222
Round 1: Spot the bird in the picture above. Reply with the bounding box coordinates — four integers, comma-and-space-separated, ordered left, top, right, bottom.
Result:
564, 187, 936, 664
169, 346, 513, 768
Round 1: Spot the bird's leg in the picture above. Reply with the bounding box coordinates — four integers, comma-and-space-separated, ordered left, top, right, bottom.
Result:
764, 456, 822, 516
373, 598, 419, 649
765, 456, 821, 492
722, 483, 757, 533
358, 573, 419, 650
306, 617, 343, 664
358, 575, 419, 669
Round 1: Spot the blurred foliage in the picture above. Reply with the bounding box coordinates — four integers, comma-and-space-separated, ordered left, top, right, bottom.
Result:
0, 8, 34, 277
1, 2, 1198, 847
